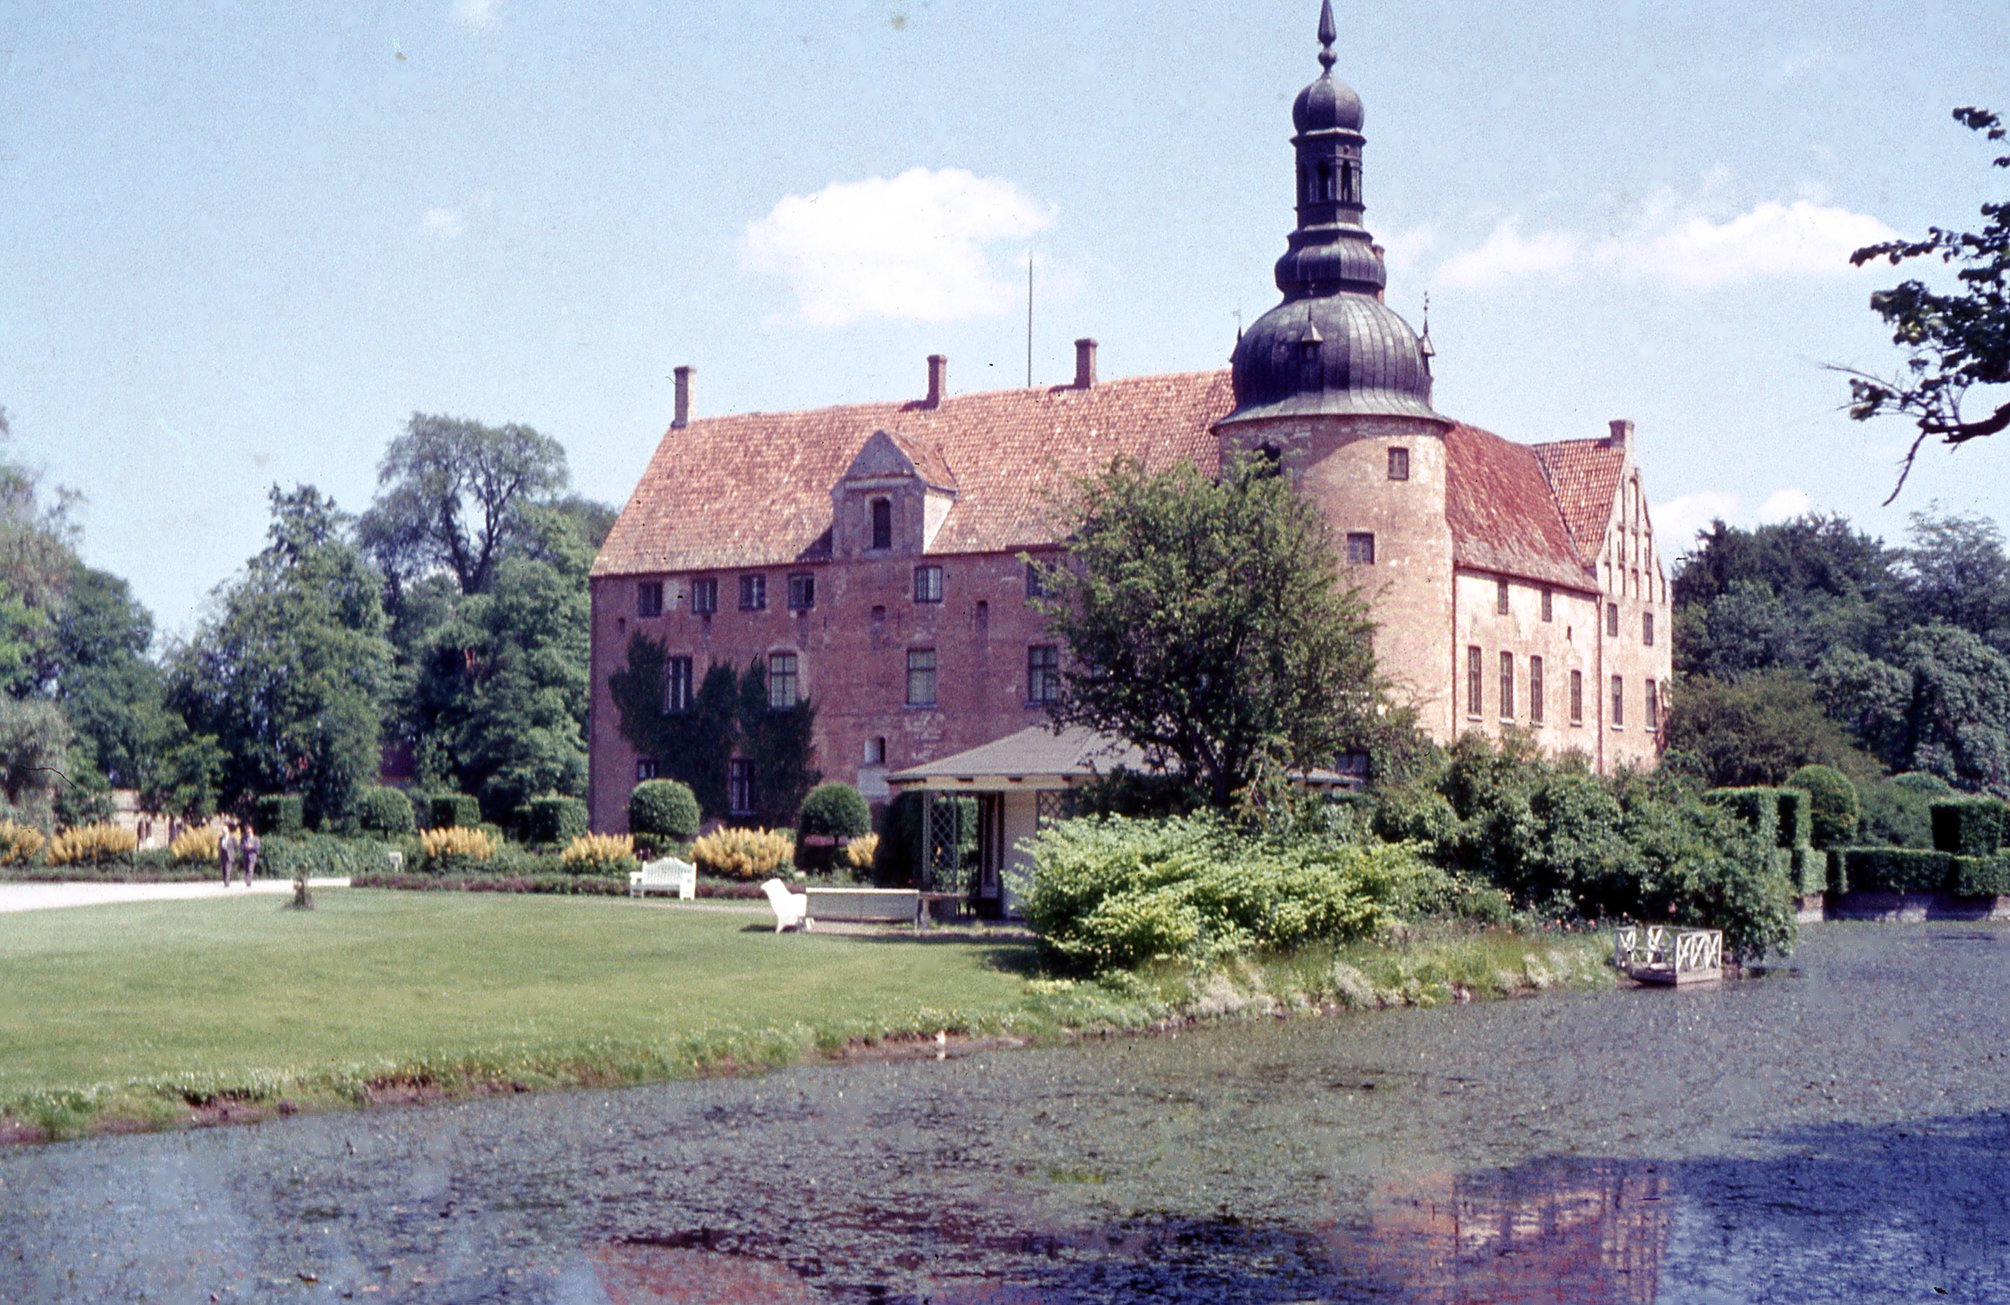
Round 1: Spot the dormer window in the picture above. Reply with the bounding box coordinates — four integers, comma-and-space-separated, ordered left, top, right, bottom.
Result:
870, 498, 892, 551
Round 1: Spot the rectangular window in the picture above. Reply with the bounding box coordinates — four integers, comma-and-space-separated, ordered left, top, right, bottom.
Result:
1646, 678, 1660, 732
1541, 587, 1553, 622
728, 759, 754, 816
1466, 646, 1483, 719
1497, 578, 1510, 615
635, 757, 658, 782
787, 573, 815, 611
1612, 675, 1625, 727
690, 577, 717, 615
1643, 610, 1655, 646
1025, 559, 1050, 598
636, 580, 663, 618
739, 575, 767, 611
1570, 669, 1584, 724
1499, 651, 1515, 720
1530, 656, 1545, 724
767, 652, 799, 709
1606, 602, 1619, 637
1028, 645, 1060, 705
870, 498, 892, 551
1387, 447, 1409, 481
1346, 532, 1376, 564
914, 565, 943, 603
664, 655, 693, 713
906, 648, 938, 707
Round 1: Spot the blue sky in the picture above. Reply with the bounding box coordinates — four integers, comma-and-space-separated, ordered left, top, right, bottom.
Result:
3, 0, 2007, 637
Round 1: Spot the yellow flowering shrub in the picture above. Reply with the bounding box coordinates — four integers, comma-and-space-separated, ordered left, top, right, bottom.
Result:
691, 827, 795, 880
419, 825, 497, 866
170, 826, 223, 864
47, 823, 139, 866
843, 833, 880, 871
560, 833, 639, 877
0, 820, 46, 866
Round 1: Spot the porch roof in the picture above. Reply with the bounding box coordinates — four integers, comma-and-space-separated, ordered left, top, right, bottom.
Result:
887, 726, 1151, 792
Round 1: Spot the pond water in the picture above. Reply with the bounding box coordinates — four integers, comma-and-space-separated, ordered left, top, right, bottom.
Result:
6, 923, 2010, 1303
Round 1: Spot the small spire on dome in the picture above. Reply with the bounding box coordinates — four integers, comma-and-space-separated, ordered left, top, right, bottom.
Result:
1419, 292, 1436, 358
1316, 0, 1337, 72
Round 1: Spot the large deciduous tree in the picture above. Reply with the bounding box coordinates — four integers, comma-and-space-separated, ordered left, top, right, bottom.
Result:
357, 414, 570, 600
170, 487, 393, 828
1032, 454, 1384, 808
1843, 107, 2010, 501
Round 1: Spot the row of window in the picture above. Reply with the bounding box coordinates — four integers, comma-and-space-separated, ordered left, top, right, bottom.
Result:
635, 755, 761, 817
658, 646, 1063, 713
1463, 646, 1661, 731
637, 561, 1052, 618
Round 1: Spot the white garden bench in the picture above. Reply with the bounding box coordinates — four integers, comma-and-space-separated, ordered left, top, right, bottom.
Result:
629, 856, 697, 900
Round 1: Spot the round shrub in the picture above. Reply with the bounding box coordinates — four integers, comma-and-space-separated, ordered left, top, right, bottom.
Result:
1890, 771, 1954, 796
629, 779, 701, 843
356, 785, 417, 838
1785, 765, 1858, 848
797, 782, 871, 840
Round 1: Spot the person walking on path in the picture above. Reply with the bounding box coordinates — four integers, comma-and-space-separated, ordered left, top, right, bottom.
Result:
217, 825, 238, 887
240, 824, 260, 886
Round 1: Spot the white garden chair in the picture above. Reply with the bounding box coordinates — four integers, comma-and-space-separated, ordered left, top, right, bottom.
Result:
760, 877, 811, 932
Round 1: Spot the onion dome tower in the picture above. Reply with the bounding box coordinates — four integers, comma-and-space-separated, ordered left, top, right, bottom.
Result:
1220, 1, 1440, 429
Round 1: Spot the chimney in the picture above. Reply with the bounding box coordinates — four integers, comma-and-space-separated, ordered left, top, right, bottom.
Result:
925, 354, 947, 407
1073, 338, 1098, 389
1607, 418, 1634, 447
672, 366, 693, 429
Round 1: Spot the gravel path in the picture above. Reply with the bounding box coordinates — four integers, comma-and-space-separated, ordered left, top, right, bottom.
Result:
0, 879, 351, 914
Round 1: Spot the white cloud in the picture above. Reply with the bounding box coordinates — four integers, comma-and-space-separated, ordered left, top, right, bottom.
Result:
1436, 219, 1580, 290
1425, 192, 1897, 293
450, 0, 500, 28
742, 167, 1055, 327
1756, 488, 1814, 522
1653, 487, 1817, 561
422, 207, 466, 238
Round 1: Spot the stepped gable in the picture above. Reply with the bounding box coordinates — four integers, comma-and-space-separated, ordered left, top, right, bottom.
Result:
591, 371, 1234, 578
1444, 423, 1596, 591
1532, 437, 1628, 558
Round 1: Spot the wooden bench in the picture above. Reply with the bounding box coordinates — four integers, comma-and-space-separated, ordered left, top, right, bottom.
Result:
629, 857, 697, 900
802, 886, 922, 924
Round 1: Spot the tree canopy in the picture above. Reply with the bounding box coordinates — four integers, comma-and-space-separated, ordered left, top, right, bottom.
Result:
1033, 454, 1385, 808
1844, 107, 2010, 501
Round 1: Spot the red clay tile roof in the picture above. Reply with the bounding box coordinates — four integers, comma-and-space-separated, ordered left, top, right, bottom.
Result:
1444, 424, 1599, 591
881, 428, 958, 492
592, 372, 1234, 577
1532, 437, 1627, 559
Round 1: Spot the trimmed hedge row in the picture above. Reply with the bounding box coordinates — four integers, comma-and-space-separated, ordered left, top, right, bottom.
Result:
1830, 846, 2010, 896
525, 795, 590, 846
1931, 799, 2004, 857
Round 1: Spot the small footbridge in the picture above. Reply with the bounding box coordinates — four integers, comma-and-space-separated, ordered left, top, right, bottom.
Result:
1612, 925, 1723, 985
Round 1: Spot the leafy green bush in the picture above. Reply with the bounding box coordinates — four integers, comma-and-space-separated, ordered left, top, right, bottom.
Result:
1789, 846, 1826, 896
1072, 767, 1205, 819
429, 794, 481, 830
525, 795, 590, 847
1785, 765, 1858, 848
628, 779, 701, 844
1930, 799, 2003, 857
797, 782, 871, 839
356, 786, 416, 838
1951, 855, 2010, 897
254, 795, 304, 838
1370, 784, 1461, 854
259, 834, 399, 880
1773, 788, 1810, 849
1859, 781, 1937, 848
1890, 771, 1954, 795
1019, 814, 1426, 974
1841, 847, 1954, 893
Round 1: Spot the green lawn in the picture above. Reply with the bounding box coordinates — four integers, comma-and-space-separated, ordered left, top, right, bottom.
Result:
0, 890, 1130, 1135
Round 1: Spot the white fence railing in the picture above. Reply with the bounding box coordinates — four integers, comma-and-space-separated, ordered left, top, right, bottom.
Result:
1613, 924, 1722, 981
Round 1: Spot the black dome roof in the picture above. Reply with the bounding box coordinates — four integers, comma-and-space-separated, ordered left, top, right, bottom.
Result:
1293, 73, 1363, 135
1230, 293, 1437, 423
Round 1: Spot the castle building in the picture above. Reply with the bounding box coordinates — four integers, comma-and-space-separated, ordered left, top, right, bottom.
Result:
586, 2, 1671, 843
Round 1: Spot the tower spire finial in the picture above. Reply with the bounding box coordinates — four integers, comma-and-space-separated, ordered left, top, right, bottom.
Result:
1317, 0, 1337, 72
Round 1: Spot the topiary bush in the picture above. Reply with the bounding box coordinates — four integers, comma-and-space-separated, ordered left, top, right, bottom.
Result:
1704, 788, 1781, 849
254, 794, 304, 838
1773, 788, 1810, 850
1842, 847, 1954, 893
798, 782, 871, 840
1931, 798, 2003, 857
1786, 765, 1858, 849
1951, 855, 2010, 898
525, 795, 590, 847
1860, 781, 1937, 849
429, 793, 481, 830
628, 779, 701, 846
356, 786, 417, 838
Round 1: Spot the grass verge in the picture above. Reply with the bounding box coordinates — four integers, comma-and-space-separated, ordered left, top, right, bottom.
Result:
0, 891, 1611, 1141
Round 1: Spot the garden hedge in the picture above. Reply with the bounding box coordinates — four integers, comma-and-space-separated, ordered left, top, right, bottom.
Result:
525, 795, 590, 846
1951, 855, 2010, 898
1786, 765, 1858, 848
1773, 788, 1810, 850
1706, 788, 1780, 848
356, 785, 417, 837
254, 794, 305, 838
429, 793, 482, 830
1840, 847, 1954, 894
1930, 799, 2004, 858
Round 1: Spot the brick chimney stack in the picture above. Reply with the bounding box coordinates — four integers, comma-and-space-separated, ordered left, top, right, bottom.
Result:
1607, 418, 1634, 448
672, 366, 693, 429
1073, 338, 1098, 389
925, 354, 947, 407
